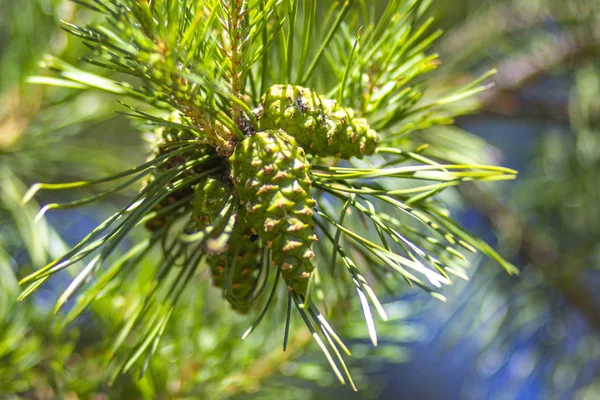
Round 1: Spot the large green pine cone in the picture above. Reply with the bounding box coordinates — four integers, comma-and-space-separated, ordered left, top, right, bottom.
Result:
193, 177, 262, 313
258, 84, 379, 159
229, 130, 317, 293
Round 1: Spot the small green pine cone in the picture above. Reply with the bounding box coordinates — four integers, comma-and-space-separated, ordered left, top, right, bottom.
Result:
258, 84, 379, 159
193, 177, 262, 313
207, 209, 263, 314
144, 121, 215, 232
229, 130, 317, 293
192, 176, 233, 227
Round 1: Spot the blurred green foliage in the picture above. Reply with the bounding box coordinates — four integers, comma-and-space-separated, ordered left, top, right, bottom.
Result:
426, 0, 600, 398
0, 0, 62, 92
4, 0, 600, 399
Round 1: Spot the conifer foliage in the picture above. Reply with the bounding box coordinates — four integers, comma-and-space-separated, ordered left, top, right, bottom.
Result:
22, 0, 518, 387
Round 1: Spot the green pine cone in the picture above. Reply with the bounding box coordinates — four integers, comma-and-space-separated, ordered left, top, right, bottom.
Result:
144, 122, 215, 232
192, 176, 233, 227
193, 177, 262, 313
206, 209, 263, 314
229, 129, 317, 293
258, 84, 379, 159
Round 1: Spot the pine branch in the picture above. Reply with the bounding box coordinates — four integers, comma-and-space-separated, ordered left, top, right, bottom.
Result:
17, 0, 519, 386
223, 0, 247, 124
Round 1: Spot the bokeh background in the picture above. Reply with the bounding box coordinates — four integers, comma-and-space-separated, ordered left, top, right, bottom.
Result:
1, 0, 599, 399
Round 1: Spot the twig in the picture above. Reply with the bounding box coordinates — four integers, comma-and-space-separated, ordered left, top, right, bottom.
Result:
439, 3, 600, 120
479, 25, 600, 117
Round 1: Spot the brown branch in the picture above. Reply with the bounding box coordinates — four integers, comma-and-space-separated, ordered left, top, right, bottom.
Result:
439, 0, 596, 61
438, 2, 600, 120
479, 25, 600, 118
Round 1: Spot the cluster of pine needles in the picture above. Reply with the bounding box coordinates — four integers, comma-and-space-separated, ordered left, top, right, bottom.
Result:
20, 0, 517, 388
